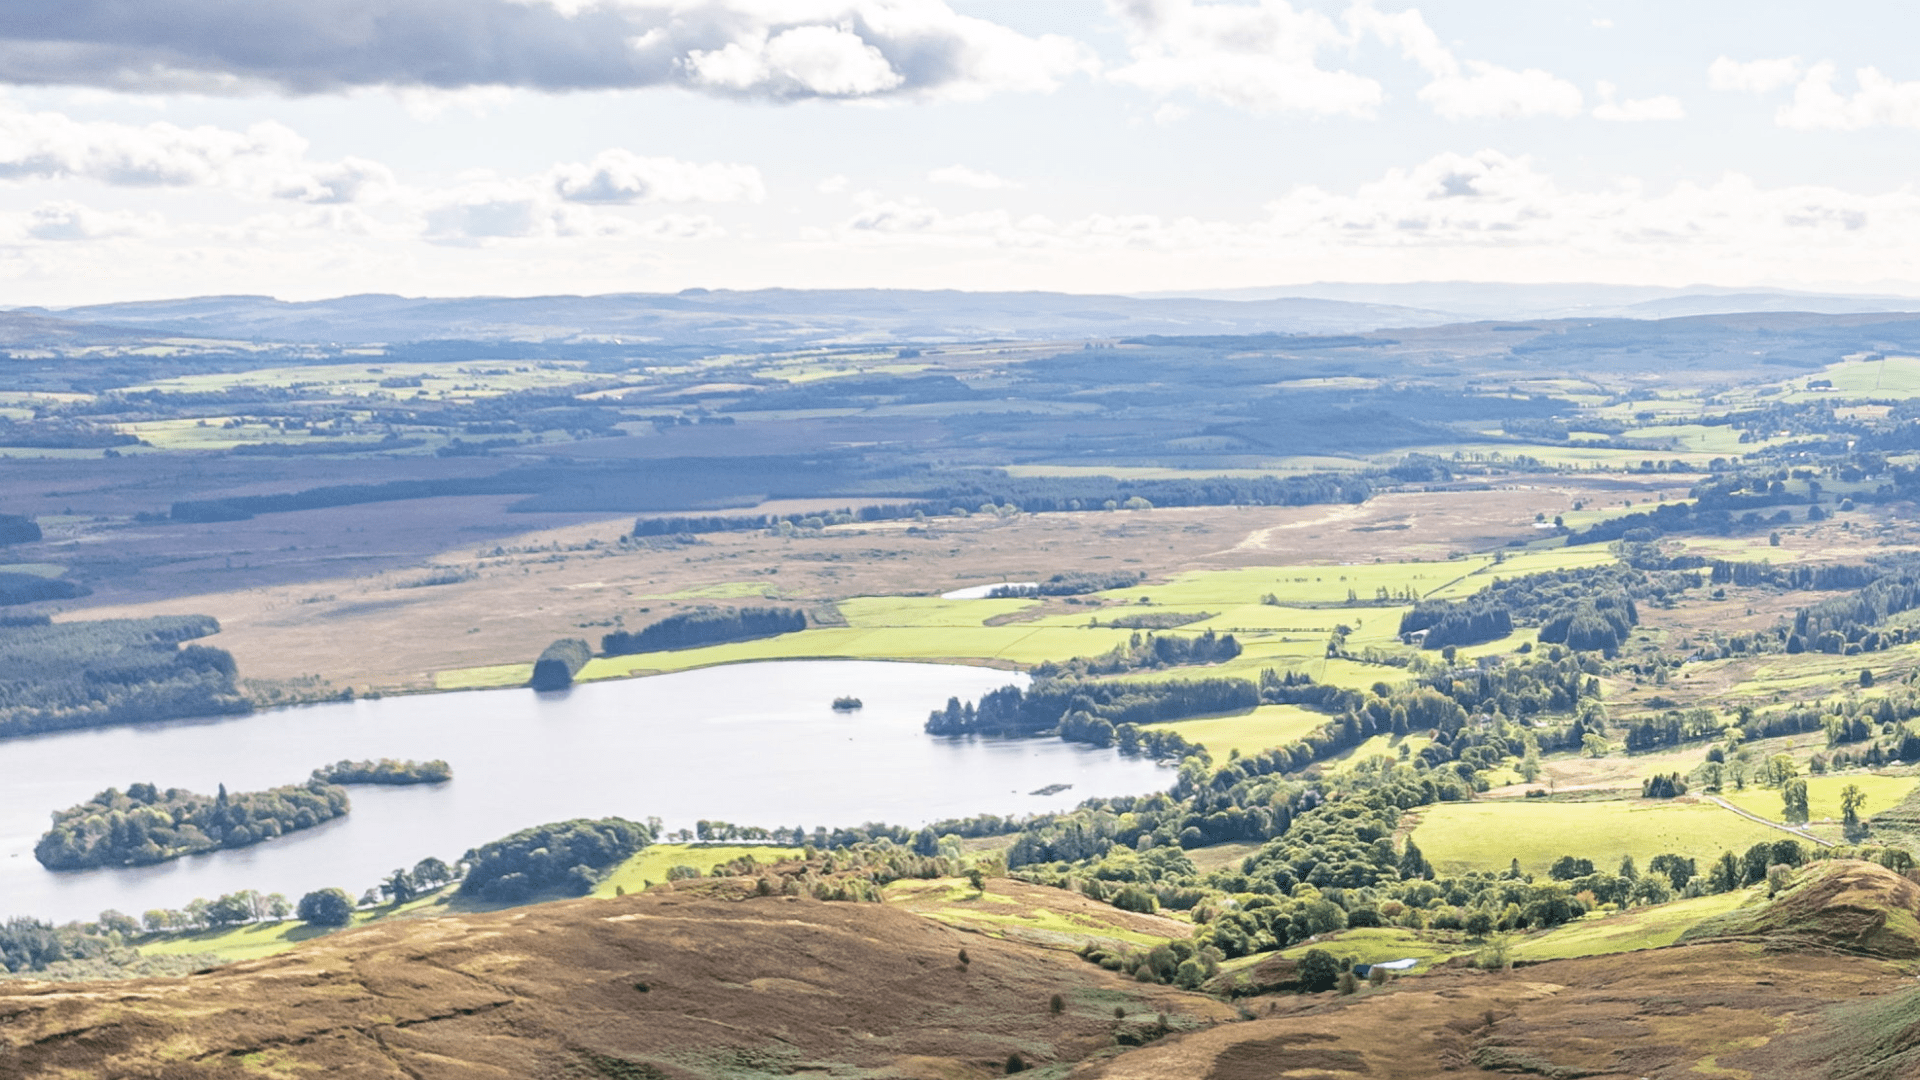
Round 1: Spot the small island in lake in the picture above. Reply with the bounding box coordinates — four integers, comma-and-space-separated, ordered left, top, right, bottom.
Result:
831, 696, 863, 711
312, 758, 452, 785
35, 780, 350, 870
1029, 783, 1073, 796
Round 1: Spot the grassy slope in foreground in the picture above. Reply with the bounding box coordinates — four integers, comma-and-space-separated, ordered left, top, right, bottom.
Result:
6, 888, 1237, 1079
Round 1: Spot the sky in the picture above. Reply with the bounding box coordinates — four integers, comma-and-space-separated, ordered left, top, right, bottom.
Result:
1, 0, 1919, 305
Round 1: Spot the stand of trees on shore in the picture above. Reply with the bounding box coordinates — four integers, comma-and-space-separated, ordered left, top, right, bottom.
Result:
0, 615, 248, 739
601, 607, 806, 656
35, 780, 351, 870
529, 638, 591, 689
458, 817, 653, 902
311, 759, 451, 785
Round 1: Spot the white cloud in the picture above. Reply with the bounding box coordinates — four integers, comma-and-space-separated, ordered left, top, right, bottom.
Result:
1775, 63, 1920, 131
928, 165, 1019, 189
1344, 2, 1582, 120
1708, 55, 1803, 94
637, 213, 726, 241
1419, 62, 1583, 120
686, 25, 905, 98
1592, 82, 1683, 122
808, 149, 1920, 290
1712, 57, 1920, 131
0, 0, 1093, 104
417, 156, 758, 244
1107, 1, 1583, 121
21, 201, 161, 241
548, 150, 765, 204
0, 103, 394, 203
1107, 0, 1382, 117
269, 157, 397, 204
817, 174, 850, 194
1152, 102, 1190, 124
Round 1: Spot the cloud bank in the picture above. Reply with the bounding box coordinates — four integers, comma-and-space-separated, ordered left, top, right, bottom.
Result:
0, 0, 1088, 101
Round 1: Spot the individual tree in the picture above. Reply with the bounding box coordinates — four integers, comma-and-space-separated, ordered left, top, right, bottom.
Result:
382, 869, 416, 905
1296, 948, 1341, 993
1397, 838, 1430, 880
411, 856, 453, 888
204, 892, 254, 927
296, 888, 355, 928
1464, 909, 1494, 938
1781, 779, 1810, 825
1841, 783, 1868, 838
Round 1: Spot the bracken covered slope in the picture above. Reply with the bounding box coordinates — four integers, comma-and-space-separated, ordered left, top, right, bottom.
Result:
0, 888, 1235, 1080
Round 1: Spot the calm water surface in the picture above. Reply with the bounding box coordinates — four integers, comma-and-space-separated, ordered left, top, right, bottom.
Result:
0, 660, 1169, 922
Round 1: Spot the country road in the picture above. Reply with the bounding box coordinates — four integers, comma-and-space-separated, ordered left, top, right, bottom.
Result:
1706, 795, 1835, 848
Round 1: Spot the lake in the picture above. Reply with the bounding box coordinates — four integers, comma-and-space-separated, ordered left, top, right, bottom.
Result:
0, 660, 1169, 922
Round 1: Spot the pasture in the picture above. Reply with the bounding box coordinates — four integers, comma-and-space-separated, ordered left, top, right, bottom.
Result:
1509, 888, 1758, 962
593, 844, 804, 897
1267, 926, 1461, 972
1411, 798, 1786, 876
119, 359, 594, 400
1721, 772, 1919, 826
1144, 703, 1333, 760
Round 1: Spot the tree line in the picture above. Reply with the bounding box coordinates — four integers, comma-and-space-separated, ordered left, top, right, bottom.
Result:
630, 471, 1379, 538
601, 607, 807, 656
1031, 629, 1242, 678
0, 615, 247, 739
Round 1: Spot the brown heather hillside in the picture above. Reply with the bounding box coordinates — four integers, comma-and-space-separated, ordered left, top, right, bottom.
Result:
0, 887, 1233, 1080
1081, 861, 1920, 1080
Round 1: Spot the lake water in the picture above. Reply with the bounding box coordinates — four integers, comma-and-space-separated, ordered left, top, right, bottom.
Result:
0, 660, 1169, 922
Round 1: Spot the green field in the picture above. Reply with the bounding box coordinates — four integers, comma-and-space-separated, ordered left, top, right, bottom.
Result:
1781, 356, 1920, 401
438, 551, 1623, 691
1145, 703, 1333, 759
121, 359, 593, 399
1721, 773, 1919, 826
1412, 799, 1787, 876
1269, 926, 1461, 971
138, 886, 461, 962
1509, 888, 1758, 962
593, 844, 804, 897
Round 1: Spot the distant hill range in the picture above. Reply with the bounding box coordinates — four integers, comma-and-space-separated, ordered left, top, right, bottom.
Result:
1138, 281, 1920, 322
10, 290, 1449, 348
6, 283, 1917, 351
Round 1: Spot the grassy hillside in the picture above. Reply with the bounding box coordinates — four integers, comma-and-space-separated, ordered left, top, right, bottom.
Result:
1, 888, 1234, 1079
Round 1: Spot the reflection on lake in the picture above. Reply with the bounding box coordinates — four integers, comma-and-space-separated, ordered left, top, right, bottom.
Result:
0, 660, 1169, 922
